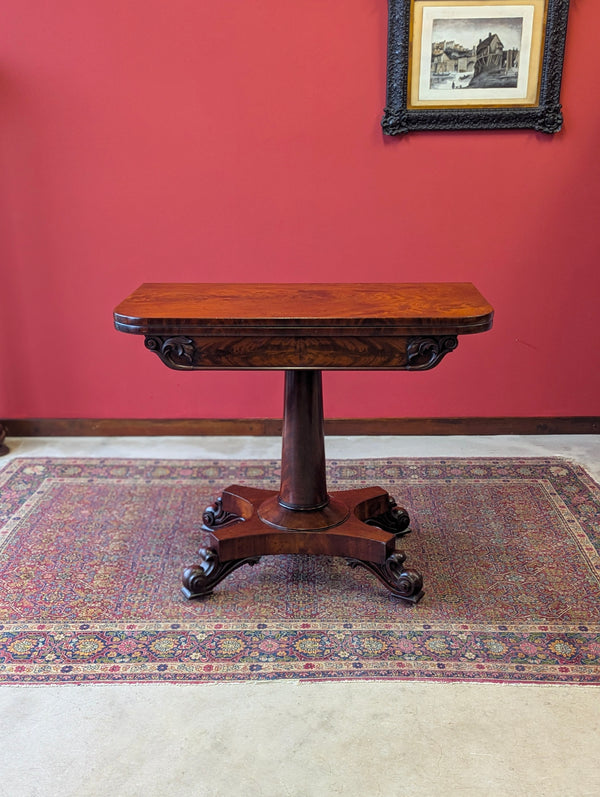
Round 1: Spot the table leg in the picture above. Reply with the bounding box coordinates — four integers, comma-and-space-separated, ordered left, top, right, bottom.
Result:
182, 370, 424, 603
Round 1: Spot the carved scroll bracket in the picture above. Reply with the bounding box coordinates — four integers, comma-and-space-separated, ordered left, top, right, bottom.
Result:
145, 336, 196, 370
406, 336, 458, 371
202, 497, 245, 531
364, 496, 410, 537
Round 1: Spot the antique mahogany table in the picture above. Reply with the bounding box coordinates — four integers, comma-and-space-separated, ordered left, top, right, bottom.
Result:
114, 283, 493, 604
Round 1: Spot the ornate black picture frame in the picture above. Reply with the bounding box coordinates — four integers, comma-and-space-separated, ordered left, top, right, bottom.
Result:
382, 0, 570, 134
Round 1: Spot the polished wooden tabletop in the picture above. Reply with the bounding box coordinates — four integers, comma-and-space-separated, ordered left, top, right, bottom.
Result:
114, 282, 494, 335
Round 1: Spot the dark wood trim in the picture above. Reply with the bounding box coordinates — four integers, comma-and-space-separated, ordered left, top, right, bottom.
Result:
2, 417, 599, 437
0, 423, 8, 456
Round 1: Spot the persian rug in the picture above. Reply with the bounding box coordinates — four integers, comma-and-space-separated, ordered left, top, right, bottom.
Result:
1, 457, 599, 685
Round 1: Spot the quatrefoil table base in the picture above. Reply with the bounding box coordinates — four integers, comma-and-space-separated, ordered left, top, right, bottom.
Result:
181, 481, 423, 604
114, 283, 493, 604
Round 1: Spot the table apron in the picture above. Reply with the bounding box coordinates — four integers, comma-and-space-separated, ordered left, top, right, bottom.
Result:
143, 333, 460, 371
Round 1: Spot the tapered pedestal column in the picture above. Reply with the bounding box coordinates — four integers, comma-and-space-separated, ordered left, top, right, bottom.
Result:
258, 371, 349, 530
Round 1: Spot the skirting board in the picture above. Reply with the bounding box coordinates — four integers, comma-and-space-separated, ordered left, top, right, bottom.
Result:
2, 418, 599, 437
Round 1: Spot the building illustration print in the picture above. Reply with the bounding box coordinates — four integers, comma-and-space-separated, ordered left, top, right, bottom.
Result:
430, 17, 523, 90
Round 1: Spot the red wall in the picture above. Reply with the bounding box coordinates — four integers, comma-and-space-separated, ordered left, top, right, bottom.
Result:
2, 1, 599, 420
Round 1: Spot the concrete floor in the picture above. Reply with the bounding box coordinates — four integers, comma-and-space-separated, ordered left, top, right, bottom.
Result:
1, 435, 600, 797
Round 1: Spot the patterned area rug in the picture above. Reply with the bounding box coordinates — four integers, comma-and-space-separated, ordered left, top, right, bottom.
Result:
1, 457, 599, 685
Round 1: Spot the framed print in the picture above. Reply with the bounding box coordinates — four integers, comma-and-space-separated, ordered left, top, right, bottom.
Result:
382, 0, 570, 134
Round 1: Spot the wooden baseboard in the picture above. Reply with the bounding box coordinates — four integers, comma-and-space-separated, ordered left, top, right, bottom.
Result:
2, 417, 599, 437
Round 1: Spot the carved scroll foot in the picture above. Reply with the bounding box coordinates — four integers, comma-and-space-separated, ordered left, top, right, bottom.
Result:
364, 497, 410, 537
347, 552, 424, 604
181, 547, 261, 599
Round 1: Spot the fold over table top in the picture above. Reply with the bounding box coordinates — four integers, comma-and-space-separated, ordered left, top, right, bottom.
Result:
114, 283, 494, 336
